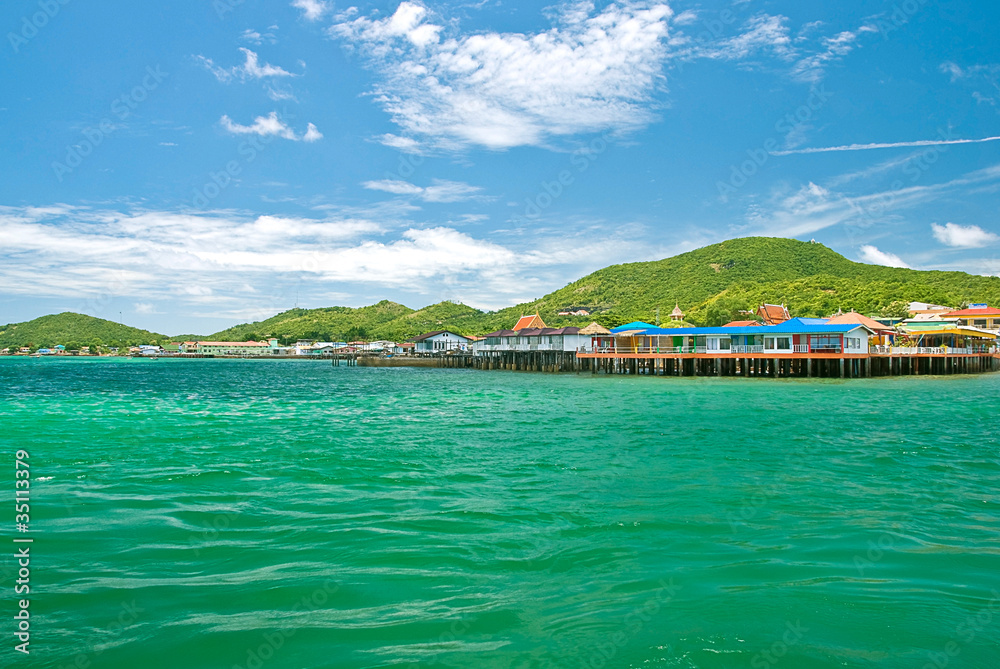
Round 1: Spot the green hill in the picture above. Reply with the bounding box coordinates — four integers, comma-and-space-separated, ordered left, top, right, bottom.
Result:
478, 237, 1000, 328
0, 312, 166, 350
7, 238, 1000, 346
204, 237, 1000, 339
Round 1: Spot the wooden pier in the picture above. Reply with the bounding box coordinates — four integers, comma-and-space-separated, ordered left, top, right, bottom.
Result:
575, 350, 1000, 378
344, 350, 1000, 378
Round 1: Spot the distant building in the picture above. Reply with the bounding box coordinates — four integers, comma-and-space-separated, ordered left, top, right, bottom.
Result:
476, 314, 592, 354
756, 304, 791, 325
606, 317, 874, 355
944, 305, 1000, 332
411, 331, 472, 353
670, 303, 684, 321
393, 342, 416, 355
557, 308, 591, 316
192, 339, 280, 356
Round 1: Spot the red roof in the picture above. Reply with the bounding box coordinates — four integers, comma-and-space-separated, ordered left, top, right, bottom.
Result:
756, 304, 790, 325
513, 313, 546, 329
945, 307, 1000, 317
722, 320, 761, 327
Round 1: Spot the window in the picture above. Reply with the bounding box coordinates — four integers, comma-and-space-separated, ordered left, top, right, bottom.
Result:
974, 319, 987, 327
719, 338, 732, 350
764, 337, 775, 349
777, 337, 791, 350
810, 335, 841, 351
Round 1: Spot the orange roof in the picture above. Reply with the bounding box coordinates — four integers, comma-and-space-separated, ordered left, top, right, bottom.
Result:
756, 303, 790, 325
945, 307, 1000, 317
514, 313, 547, 330
826, 312, 894, 332
723, 320, 761, 327
196, 341, 268, 347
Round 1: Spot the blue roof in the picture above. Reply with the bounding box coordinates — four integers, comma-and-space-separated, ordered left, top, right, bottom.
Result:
611, 321, 657, 332
614, 320, 873, 338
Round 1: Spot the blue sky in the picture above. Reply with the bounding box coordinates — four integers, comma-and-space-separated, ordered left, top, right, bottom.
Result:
2, 0, 999, 335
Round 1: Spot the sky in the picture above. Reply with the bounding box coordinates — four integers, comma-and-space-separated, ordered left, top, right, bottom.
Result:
2, 0, 999, 335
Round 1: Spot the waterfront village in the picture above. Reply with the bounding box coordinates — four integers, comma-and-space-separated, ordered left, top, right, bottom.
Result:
6, 302, 999, 377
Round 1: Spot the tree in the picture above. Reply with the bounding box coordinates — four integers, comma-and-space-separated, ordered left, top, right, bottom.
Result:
879, 300, 910, 319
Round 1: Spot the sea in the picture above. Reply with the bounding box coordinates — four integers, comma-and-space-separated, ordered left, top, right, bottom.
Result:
1, 357, 998, 669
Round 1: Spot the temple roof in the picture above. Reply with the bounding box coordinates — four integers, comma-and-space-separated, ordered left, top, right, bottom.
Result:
513, 313, 547, 330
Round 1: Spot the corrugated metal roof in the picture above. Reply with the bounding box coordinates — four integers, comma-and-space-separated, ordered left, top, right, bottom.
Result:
610, 321, 657, 332
613, 320, 873, 337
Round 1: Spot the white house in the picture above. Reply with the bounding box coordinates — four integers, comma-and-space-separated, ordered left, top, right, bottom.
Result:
411, 331, 472, 353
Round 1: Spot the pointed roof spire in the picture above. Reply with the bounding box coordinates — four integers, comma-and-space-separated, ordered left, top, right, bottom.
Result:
513, 313, 547, 330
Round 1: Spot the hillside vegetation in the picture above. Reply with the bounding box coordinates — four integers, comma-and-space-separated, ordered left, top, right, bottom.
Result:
5, 238, 999, 346
0, 312, 166, 349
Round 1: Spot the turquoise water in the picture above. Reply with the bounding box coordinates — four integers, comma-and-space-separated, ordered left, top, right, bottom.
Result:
1, 358, 999, 669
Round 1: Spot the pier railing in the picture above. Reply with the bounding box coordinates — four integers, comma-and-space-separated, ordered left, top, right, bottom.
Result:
869, 346, 987, 355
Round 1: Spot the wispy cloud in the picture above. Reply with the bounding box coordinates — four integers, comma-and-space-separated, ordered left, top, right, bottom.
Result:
677, 14, 874, 84
331, 1, 674, 150
858, 244, 909, 268
772, 134, 1000, 156
196, 48, 298, 83
219, 112, 322, 142
940, 61, 1000, 106
241, 28, 278, 45
292, 0, 330, 22
931, 222, 999, 248
0, 205, 656, 312
362, 179, 483, 202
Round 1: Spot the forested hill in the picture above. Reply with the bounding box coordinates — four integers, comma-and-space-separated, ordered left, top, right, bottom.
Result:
0, 312, 167, 349
6, 238, 999, 346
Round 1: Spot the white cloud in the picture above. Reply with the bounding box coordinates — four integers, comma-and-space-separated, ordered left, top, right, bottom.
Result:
773, 134, 1000, 156
241, 28, 278, 45
292, 0, 330, 21
940, 61, 964, 82
0, 205, 658, 313
219, 112, 322, 142
378, 133, 423, 153
931, 222, 999, 248
858, 245, 909, 268
302, 123, 323, 142
196, 48, 297, 83
265, 86, 297, 102
678, 15, 874, 84
789, 29, 859, 83
362, 179, 483, 202
331, 1, 674, 150
134, 302, 158, 314
698, 14, 795, 61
